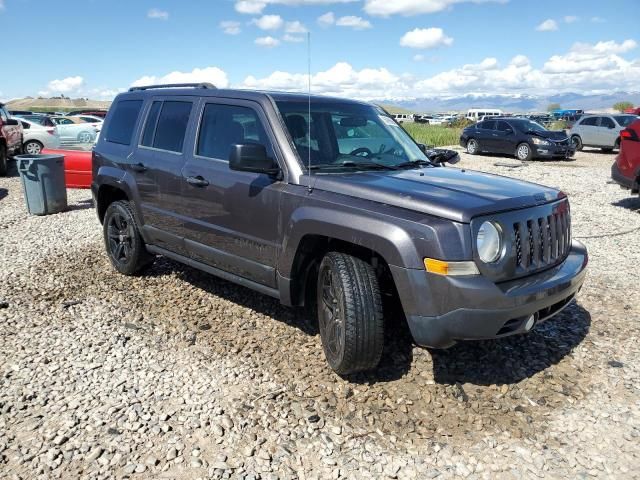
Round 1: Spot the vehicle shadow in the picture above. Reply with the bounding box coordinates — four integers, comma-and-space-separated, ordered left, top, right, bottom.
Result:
612, 196, 640, 212
429, 302, 591, 386
144, 256, 415, 382
0, 188, 7, 201
66, 199, 95, 211
145, 256, 319, 337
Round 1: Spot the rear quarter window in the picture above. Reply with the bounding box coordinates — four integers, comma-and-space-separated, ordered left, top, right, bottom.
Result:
105, 99, 143, 145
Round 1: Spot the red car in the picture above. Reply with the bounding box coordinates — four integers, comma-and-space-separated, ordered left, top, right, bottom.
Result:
611, 119, 640, 196
42, 148, 92, 189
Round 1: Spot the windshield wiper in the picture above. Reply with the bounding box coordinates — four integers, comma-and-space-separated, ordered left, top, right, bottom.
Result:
309, 161, 398, 171
394, 159, 433, 169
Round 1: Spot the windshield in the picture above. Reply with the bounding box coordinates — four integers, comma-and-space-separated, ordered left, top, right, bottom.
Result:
276, 100, 428, 170
614, 115, 639, 127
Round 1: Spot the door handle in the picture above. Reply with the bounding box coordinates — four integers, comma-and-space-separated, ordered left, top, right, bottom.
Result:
130, 162, 147, 172
186, 175, 209, 187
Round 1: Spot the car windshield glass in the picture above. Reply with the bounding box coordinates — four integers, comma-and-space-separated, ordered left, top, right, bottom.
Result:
614, 115, 638, 127
276, 100, 429, 171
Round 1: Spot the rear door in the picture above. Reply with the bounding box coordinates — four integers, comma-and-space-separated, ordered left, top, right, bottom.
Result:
178, 98, 285, 287
477, 120, 497, 151
134, 97, 195, 255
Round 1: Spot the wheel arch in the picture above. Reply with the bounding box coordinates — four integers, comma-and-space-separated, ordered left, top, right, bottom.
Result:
96, 184, 129, 223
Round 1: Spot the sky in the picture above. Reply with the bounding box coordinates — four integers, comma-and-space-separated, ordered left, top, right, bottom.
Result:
0, 0, 638, 101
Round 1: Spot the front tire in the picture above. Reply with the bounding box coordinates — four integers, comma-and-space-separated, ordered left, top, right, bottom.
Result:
78, 131, 93, 143
466, 138, 479, 155
571, 135, 583, 151
103, 200, 154, 275
23, 140, 43, 155
316, 252, 384, 375
516, 142, 533, 161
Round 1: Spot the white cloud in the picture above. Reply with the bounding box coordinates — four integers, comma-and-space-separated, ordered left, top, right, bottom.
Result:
252, 14, 284, 30
255, 36, 281, 48
147, 8, 169, 20
285, 20, 307, 33
40, 76, 85, 96
220, 21, 242, 35
364, 0, 506, 17
131, 67, 230, 88
413, 54, 425, 62
236, 1, 267, 14
564, 15, 578, 23
283, 33, 305, 42
318, 12, 335, 27
236, 0, 357, 15
335, 16, 372, 30
235, 39, 640, 100
591, 16, 605, 23
400, 28, 453, 49
240, 62, 409, 100
536, 19, 558, 31
0, 0, 5, 12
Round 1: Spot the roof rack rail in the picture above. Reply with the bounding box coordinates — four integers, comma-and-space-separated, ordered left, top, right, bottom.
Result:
128, 83, 217, 92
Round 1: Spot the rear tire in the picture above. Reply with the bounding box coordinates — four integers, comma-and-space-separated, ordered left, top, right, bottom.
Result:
0, 144, 7, 177
614, 138, 621, 151
571, 135, 583, 151
103, 200, 154, 275
466, 138, 479, 155
23, 140, 43, 155
516, 142, 533, 161
316, 252, 384, 375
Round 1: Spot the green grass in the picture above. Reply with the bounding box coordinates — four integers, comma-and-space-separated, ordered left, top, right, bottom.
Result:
402, 123, 462, 147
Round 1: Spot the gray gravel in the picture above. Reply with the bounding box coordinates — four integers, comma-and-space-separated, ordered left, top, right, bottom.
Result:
1, 149, 639, 479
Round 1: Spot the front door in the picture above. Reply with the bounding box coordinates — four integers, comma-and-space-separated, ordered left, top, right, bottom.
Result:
179, 99, 284, 288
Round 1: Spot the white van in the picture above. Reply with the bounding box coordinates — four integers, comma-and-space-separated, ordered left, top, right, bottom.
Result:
466, 109, 503, 122
392, 113, 414, 124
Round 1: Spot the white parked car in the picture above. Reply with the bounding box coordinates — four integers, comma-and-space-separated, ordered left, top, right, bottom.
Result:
16, 118, 61, 154
392, 114, 414, 124
50, 116, 98, 144
569, 114, 639, 151
70, 115, 104, 133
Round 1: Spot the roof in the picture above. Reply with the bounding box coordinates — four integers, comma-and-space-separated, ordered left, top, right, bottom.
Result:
120, 84, 371, 106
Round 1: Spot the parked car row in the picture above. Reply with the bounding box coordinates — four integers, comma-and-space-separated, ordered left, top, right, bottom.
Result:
13, 113, 101, 145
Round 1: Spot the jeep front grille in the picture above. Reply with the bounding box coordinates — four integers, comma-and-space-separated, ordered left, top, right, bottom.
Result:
513, 210, 570, 271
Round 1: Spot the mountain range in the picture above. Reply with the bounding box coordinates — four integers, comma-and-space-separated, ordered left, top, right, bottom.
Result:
384, 91, 640, 114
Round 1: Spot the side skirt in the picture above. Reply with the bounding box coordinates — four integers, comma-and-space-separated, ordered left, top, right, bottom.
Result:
146, 244, 281, 300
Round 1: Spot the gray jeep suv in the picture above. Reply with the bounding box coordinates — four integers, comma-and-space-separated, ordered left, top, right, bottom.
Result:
92, 83, 588, 375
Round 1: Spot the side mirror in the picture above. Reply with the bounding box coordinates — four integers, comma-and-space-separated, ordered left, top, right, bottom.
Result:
229, 144, 280, 176
5, 118, 19, 126
426, 148, 460, 166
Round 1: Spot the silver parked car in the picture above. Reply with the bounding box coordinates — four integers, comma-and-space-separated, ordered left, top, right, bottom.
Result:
569, 114, 639, 151
50, 116, 98, 144
16, 118, 61, 154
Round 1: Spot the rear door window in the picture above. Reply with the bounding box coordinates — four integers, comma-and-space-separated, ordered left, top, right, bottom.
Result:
496, 121, 511, 132
481, 120, 496, 130
141, 101, 162, 147
105, 99, 143, 145
580, 117, 597, 127
151, 101, 192, 153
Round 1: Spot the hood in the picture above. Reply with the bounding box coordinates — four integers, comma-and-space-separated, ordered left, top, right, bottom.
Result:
526, 129, 568, 140
307, 167, 563, 223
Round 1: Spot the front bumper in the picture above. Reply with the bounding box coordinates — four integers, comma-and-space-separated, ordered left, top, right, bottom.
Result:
391, 240, 588, 348
534, 143, 575, 159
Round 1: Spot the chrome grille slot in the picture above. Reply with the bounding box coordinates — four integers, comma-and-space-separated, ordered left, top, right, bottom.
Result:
512, 207, 571, 274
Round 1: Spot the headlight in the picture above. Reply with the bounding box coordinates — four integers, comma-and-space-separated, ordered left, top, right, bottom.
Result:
532, 137, 551, 146
477, 221, 502, 263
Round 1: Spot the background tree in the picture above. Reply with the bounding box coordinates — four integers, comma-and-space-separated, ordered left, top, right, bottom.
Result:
547, 103, 561, 112
613, 101, 634, 112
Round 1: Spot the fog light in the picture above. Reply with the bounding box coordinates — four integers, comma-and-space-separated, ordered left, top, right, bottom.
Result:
524, 315, 536, 331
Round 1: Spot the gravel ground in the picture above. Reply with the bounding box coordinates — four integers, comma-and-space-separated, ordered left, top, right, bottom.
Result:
1, 148, 639, 480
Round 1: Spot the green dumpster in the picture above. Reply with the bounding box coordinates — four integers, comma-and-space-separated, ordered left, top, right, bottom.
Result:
15, 154, 68, 215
